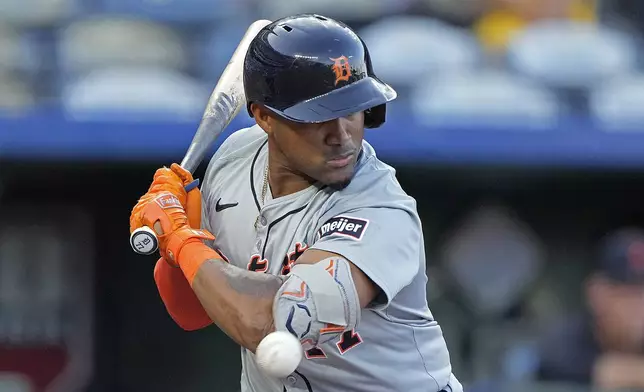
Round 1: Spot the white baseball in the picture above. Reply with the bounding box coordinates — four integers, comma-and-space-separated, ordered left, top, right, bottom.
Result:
255, 331, 303, 378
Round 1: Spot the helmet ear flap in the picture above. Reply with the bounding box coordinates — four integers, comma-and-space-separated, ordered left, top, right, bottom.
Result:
364, 104, 386, 128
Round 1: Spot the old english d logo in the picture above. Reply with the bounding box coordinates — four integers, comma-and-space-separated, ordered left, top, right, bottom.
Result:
330, 56, 351, 85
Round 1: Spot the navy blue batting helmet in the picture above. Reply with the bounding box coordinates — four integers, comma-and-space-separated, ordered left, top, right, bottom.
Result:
243, 14, 397, 128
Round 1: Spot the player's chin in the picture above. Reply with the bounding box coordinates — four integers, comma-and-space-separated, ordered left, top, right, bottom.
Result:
327, 179, 352, 191
321, 166, 354, 190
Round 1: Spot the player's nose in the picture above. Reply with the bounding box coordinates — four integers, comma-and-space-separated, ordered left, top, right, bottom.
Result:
324, 118, 352, 146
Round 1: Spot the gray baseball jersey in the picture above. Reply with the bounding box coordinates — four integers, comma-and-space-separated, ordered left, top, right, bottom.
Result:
201, 125, 461, 392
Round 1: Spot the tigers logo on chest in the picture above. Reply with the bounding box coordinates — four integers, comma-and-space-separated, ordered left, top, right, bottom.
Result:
247, 242, 309, 274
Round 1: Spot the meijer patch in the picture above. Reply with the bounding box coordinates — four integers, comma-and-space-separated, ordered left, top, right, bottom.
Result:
317, 216, 369, 241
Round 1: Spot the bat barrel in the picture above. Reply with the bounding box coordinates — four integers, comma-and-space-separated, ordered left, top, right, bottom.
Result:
181, 92, 242, 173
179, 20, 271, 174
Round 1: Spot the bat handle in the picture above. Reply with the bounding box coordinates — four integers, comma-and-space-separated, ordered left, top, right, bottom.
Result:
130, 179, 200, 255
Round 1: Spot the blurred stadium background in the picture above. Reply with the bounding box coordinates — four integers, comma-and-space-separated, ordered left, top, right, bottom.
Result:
2, 0, 644, 391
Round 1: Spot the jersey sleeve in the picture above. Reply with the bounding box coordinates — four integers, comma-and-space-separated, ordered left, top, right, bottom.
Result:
309, 206, 422, 309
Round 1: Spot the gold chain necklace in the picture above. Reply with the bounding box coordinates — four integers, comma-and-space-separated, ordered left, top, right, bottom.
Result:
254, 161, 269, 229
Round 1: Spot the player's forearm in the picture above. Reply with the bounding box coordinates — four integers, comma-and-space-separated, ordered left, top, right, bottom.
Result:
189, 257, 284, 352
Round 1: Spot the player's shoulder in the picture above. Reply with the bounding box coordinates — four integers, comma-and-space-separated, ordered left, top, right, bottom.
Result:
211, 124, 267, 162
342, 140, 413, 203
202, 124, 266, 192
324, 140, 418, 214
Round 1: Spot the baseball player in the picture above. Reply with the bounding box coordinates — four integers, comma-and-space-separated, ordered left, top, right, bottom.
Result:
130, 14, 461, 392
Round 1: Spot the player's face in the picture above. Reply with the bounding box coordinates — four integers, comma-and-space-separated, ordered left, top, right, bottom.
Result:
271, 112, 365, 189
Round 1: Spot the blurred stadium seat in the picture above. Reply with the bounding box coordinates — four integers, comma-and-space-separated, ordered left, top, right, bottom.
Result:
440, 205, 545, 319
57, 18, 188, 77
507, 21, 638, 90
98, 0, 245, 23
257, 0, 399, 22
61, 67, 209, 121
421, 0, 484, 26
0, 24, 40, 76
410, 70, 560, 127
0, 0, 78, 27
359, 16, 481, 90
199, 21, 255, 84
0, 72, 36, 114
589, 74, 644, 131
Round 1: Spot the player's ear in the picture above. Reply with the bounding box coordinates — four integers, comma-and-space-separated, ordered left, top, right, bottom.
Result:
251, 104, 273, 136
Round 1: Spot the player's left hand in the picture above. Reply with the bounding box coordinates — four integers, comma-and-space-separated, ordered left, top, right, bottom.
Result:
130, 167, 187, 233
130, 163, 204, 234
132, 192, 214, 264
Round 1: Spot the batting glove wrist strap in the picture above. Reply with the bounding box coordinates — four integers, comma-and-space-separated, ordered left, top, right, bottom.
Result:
165, 227, 214, 262
165, 229, 220, 284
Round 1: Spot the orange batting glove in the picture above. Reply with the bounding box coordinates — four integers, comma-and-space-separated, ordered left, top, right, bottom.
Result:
151, 165, 213, 329
130, 166, 214, 331
169, 163, 202, 229
130, 163, 202, 233
138, 192, 221, 284
130, 167, 186, 233
136, 192, 212, 262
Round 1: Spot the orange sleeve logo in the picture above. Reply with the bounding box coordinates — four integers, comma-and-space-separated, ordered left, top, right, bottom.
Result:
330, 56, 352, 85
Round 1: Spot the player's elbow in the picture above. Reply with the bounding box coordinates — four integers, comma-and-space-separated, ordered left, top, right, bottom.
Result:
237, 310, 276, 353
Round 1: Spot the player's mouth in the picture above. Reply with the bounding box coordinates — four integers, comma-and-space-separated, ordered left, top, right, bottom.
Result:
326, 152, 354, 168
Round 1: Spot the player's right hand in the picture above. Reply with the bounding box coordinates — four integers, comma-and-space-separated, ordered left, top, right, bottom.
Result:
169, 163, 202, 229
148, 166, 189, 204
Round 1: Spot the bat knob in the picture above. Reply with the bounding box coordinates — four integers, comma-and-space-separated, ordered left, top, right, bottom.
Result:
130, 226, 159, 255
